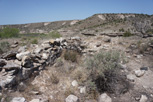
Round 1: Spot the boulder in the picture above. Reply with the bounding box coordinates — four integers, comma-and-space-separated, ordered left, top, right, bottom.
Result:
65, 95, 79, 102
135, 70, 145, 77
21, 56, 33, 68
16, 51, 30, 60
11, 97, 26, 102
98, 93, 112, 102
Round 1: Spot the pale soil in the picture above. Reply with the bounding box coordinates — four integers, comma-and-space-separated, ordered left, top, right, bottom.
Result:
1, 35, 153, 102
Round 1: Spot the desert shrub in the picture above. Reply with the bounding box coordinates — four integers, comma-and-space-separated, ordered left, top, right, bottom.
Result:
119, 28, 124, 32
31, 39, 38, 44
85, 50, 130, 94
137, 40, 153, 54
54, 58, 64, 67
146, 29, 153, 34
86, 50, 120, 78
50, 73, 59, 84
123, 31, 133, 37
48, 31, 62, 38
0, 41, 10, 54
64, 50, 78, 62
0, 27, 19, 38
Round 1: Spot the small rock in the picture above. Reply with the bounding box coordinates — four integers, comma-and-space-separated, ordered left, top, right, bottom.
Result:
98, 93, 112, 102
30, 91, 40, 95
11, 44, 18, 48
0, 92, 2, 97
2, 51, 17, 60
65, 95, 79, 102
139, 95, 148, 102
96, 42, 101, 47
18, 46, 27, 53
34, 47, 43, 54
0, 59, 7, 67
18, 82, 27, 92
71, 36, 81, 41
140, 67, 148, 71
119, 63, 127, 69
127, 74, 135, 82
11, 97, 26, 102
21, 67, 32, 79
103, 37, 111, 42
3, 61, 20, 70
82, 33, 96, 36
16, 51, 30, 60
41, 53, 49, 60
29, 99, 40, 102
137, 55, 143, 59
135, 70, 145, 77
72, 80, 78, 87
0, 75, 16, 88
21, 56, 33, 68
14, 41, 18, 45
79, 86, 86, 94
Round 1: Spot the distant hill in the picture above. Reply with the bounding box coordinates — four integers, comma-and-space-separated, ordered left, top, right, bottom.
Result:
0, 13, 153, 36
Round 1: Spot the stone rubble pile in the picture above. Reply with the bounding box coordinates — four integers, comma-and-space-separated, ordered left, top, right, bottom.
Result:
0, 37, 84, 90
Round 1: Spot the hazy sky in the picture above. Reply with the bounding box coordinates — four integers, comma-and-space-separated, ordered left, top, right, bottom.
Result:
0, 0, 153, 25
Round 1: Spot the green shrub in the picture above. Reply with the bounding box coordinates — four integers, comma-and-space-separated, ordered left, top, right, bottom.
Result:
146, 29, 153, 34
31, 39, 38, 44
64, 50, 78, 62
86, 50, 120, 78
85, 50, 129, 94
48, 31, 62, 38
123, 31, 132, 37
0, 27, 19, 38
119, 28, 124, 32
0, 41, 10, 54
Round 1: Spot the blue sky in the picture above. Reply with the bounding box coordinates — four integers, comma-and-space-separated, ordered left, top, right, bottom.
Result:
0, 0, 153, 25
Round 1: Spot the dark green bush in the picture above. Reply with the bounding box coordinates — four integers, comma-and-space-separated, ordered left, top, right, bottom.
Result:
0, 27, 19, 38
